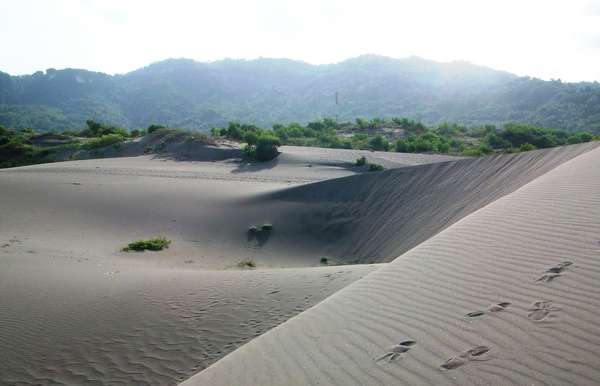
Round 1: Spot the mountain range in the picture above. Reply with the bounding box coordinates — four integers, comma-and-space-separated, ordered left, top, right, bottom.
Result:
1, 55, 600, 132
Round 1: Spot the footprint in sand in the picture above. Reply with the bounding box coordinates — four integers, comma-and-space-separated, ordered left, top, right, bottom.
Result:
528, 300, 559, 322
466, 311, 485, 318
441, 346, 491, 370
376, 340, 417, 363
466, 302, 511, 317
488, 302, 511, 312
536, 261, 573, 283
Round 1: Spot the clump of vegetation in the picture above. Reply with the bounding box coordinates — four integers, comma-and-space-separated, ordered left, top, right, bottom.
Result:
122, 236, 171, 252
320, 257, 329, 265
211, 118, 599, 159
64, 120, 130, 138
369, 135, 390, 151
212, 122, 281, 161
354, 155, 384, 171
237, 259, 256, 269
244, 134, 280, 161
147, 124, 166, 134
82, 133, 124, 150
519, 143, 537, 152
368, 163, 385, 172
2, 113, 599, 170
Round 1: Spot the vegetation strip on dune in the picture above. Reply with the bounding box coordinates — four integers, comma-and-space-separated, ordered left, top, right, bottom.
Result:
2, 116, 598, 169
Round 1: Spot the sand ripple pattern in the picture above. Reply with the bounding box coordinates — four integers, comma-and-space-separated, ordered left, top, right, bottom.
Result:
0, 265, 375, 386
182, 145, 600, 385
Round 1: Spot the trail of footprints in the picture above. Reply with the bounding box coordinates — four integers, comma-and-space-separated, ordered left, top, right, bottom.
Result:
374, 261, 573, 371
536, 261, 572, 283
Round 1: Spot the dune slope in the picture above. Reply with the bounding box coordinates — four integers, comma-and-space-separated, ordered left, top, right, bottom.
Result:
182, 145, 600, 385
253, 142, 599, 263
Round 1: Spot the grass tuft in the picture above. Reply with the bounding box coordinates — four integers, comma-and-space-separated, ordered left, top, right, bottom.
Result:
122, 236, 171, 252
237, 259, 256, 269
368, 163, 385, 171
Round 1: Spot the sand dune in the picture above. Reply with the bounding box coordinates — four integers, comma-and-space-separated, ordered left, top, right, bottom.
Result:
0, 146, 453, 385
249, 142, 599, 264
182, 144, 600, 385
0, 147, 460, 269
3, 143, 599, 386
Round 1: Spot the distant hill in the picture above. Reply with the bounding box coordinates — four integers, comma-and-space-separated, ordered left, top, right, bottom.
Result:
1, 55, 600, 132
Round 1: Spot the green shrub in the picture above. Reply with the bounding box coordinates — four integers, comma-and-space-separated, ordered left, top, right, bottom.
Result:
244, 131, 259, 146
368, 163, 385, 171
237, 259, 256, 268
122, 236, 171, 252
485, 132, 510, 149
369, 135, 390, 151
79, 120, 128, 138
246, 134, 280, 161
519, 143, 536, 152
210, 127, 223, 137
501, 123, 562, 149
567, 132, 594, 144
320, 257, 328, 265
462, 144, 493, 156
82, 134, 124, 150
255, 135, 280, 161
261, 223, 273, 231
147, 124, 165, 134
355, 156, 367, 166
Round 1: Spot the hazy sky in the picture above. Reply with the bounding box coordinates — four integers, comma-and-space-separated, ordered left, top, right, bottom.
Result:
1, 0, 600, 81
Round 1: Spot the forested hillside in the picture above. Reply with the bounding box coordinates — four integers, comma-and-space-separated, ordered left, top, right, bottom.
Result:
1, 55, 600, 132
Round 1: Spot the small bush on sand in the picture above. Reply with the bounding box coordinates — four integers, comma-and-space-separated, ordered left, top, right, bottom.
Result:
355, 156, 367, 166
237, 259, 256, 268
260, 223, 273, 231
320, 257, 328, 265
122, 237, 171, 252
245, 134, 280, 161
82, 134, 124, 150
519, 143, 537, 152
368, 163, 385, 172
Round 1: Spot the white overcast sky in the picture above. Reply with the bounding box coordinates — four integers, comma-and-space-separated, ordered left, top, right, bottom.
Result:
1, 0, 600, 81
